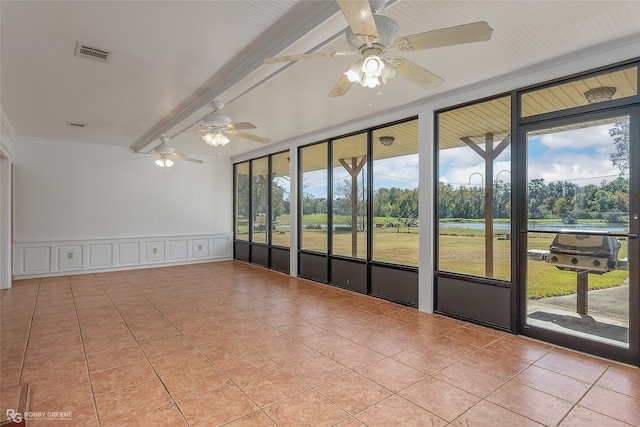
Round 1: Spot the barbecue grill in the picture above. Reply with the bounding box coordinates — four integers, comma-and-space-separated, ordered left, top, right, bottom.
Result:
545, 230, 621, 274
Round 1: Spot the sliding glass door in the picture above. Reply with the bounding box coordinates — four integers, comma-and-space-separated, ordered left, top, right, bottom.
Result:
520, 111, 638, 362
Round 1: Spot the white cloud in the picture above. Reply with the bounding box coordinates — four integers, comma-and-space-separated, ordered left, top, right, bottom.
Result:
536, 122, 617, 152
528, 153, 619, 185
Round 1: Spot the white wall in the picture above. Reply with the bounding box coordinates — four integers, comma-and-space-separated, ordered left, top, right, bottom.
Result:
1, 108, 15, 288
13, 137, 233, 278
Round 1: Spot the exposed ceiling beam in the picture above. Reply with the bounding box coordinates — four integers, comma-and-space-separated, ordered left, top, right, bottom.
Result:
130, 1, 341, 153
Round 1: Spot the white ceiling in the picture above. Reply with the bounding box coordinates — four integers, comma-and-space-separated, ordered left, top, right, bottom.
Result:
2, 1, 639, 160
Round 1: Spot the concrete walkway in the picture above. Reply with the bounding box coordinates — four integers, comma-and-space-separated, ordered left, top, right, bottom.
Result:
527, 279, 629, 344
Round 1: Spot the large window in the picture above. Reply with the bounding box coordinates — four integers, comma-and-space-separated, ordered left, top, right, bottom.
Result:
234, 151, 291, 269
437, 96, 512, 280
251, 157, 268, 244
332, 133, 367, 259
372, 120, 419, 266
299, 142, 328, 252
234, 161, 250, 241
271, 151, 290, 247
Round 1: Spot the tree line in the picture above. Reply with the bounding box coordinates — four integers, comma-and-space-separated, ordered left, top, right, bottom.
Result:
438, 177, 629, 222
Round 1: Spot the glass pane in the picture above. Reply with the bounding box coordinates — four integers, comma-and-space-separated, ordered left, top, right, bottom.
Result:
332, 133, 367, 259
251, 157, 268, 244
271, 151, 290, 247
300, 143, 328, 252
521, 66, 637, 118
437, 96, 511, 280
372, 120, 419, 266
525, 116, 630, 348
234, 162, 250, 241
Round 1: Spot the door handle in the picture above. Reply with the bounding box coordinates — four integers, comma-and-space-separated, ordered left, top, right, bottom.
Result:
627, 233, 639, 239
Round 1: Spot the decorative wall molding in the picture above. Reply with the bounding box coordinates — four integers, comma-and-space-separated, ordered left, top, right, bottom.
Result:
13, 233, 233, 279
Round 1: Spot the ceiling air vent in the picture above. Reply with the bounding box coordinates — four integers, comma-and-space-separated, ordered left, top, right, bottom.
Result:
75, 43, 111, 63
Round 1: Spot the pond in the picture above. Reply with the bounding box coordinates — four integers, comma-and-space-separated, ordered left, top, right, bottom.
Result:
440, 222, 627, 233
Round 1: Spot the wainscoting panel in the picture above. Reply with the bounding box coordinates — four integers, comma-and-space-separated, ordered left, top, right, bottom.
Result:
169, 239, 188, 261
212, 237, 228, 257
57, 245, 83, 270
118, 242, 140, 266
22, 246, 50, 273
145, 241, 165, 263
13, 233, 232, 279
89, 244, 113, 268
192, 239, 209, 259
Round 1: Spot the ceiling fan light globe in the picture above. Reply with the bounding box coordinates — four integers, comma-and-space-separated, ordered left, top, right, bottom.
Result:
155, 158, 174, 167
345, 61, 363, 82
203, 131, 230, 147
362, 75, 380, 88
381, 64, 396, 80
362, 54, 383, 76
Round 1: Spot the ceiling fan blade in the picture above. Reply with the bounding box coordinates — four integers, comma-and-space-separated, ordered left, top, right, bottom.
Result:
337, 0, 378, 43
328, 73, 355, 97
234, 131, 270, 144
395, 57, 444, 89
264, 51, 356, 64
392, 21, 493, 52
173, 153, 203, 164
227, 122, 256, 130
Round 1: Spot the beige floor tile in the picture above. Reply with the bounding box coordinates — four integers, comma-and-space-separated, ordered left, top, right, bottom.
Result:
356, 357, 426, 392
161, 363, 230, 401
323, 342, 385, 370
578, 385, 640, 426
355, 394, 447, 427
91, 360, 157, 396
316, 371, 393, 414
486, 380, 574, 426
95, 380, 172, 425
236, 367, 309, 407
399, 376, 481, 422
558, 406, 634, 427
4, 263, 640, 427
178, 384, 258, 427
264, 389, 349, 427
111, 405, 188, 426
433, 361, 508, 398
450, 400, 543, 427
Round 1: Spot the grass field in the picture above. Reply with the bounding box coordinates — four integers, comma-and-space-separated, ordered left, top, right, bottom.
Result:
238, 215, 629, 299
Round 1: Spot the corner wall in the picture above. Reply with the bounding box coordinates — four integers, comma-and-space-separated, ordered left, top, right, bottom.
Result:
12, 137, 233, 278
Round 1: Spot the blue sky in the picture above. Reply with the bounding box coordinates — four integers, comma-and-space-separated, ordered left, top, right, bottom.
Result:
300, 120, 628, 198
439, 120, 627, 188
302, 153, 420, 198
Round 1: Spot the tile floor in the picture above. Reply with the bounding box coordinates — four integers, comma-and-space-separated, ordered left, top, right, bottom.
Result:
1, 261, 639, 426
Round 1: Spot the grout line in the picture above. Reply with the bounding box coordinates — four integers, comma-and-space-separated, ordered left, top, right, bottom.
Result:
70, 274, 103, 427
16, 278, 41, 386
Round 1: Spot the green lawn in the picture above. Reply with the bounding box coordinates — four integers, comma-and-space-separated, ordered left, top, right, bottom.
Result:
238, 215, 629, 299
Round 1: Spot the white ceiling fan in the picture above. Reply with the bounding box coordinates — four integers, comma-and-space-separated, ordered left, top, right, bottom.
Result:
148, 135, 203, 167
264, 0, 493, 97
191, 100, 270, 147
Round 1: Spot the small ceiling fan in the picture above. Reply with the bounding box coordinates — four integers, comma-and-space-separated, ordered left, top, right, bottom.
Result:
263, 0, 493, 97
149, 135, 203, 167
191, 100, 269, 147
